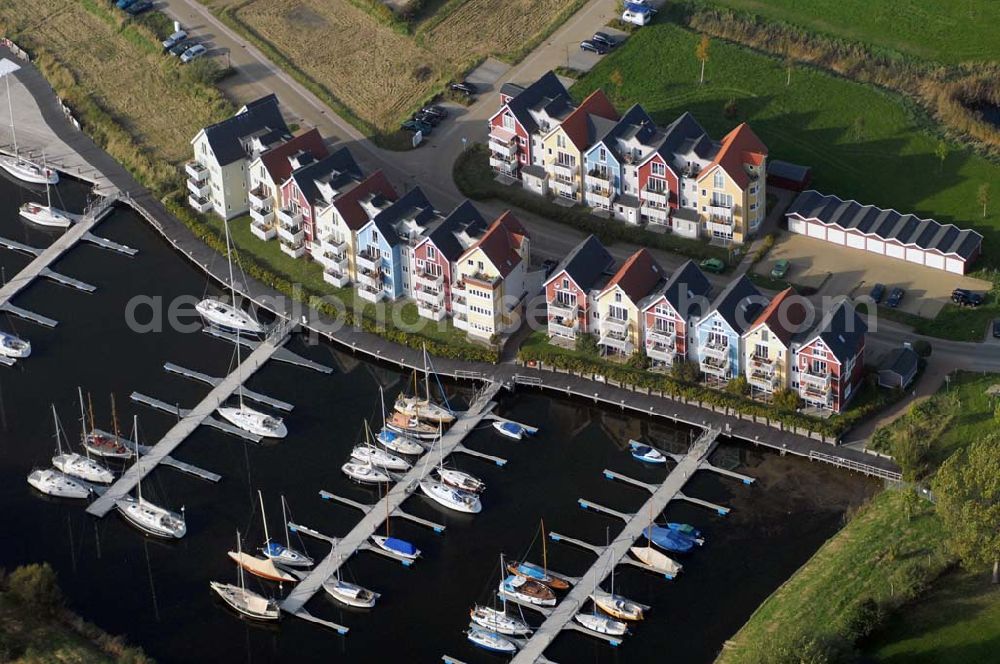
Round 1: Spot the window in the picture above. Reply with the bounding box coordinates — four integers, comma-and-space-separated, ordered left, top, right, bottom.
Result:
713, 171, 725, 189
647, 177, 666, 193
651, 162, 665, 177
426, 245, 436, 260
557, 152, 575, 167
556, 134, 566, 149
708, 332, 727, 348
811, 359, 827, 374
654, 318, 674, 333
555, 290, 577, 307
502, 114, 514, 130
711, 192, 733, 208
761, 330, 769, 342
614, 292, 622, 303
608, 304, 627, 321
599, 147, 606, 161
561, 278, 569, 289
750, 203, 757, 211
754, 343, 769, 359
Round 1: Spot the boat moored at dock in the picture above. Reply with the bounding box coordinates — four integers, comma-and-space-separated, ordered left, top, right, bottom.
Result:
493, 420, 525, 440
629, 441, 667, 464
342, 461, 392, 484
371, 535, 420, 561
323, 577, 379, 608
506, 560, 569, 591
574, 611, 627, 637
27, 468, 90, 499
227, 550, 296, 583
0, 331, 30, 358
499, 574, 556, 607
351, 444, 411, 471
419, 479, 482, 514
470, 605, 532, 636
467, 626, 518, 654
211, 530, 280, 621
217, 404, 287, 438
436, 467, 485, 494
590, 590, 644, 621
643, 524, 696, 553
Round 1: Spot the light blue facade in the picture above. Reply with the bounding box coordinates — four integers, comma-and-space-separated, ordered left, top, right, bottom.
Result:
583, 142, 622, 195
355, 220, 405, 300
694, 311, 743, 380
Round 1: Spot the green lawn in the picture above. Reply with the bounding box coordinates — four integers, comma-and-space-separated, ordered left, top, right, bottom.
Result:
698, 0, 1000, 64
573, 22, 1000, 269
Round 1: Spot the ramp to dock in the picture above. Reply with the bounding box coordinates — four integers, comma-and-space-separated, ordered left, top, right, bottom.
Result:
512, 428, 722, 663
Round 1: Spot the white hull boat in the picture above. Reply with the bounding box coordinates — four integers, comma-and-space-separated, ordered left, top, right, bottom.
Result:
323, 578, 379, 608
261, 540, 312, 568
351, 444, 410, 471
27, 468, 89, 499
196, 298, 264, 335
590, 590, 644, 621
630, 545, 682, 577
376, 428, 424, 455
436, 467, 485, 494
385, 412, 439, 440
0, 331, 31, 358
19, 202, 76, 228
0, 154, 58, 185
52, 452, 113, 484
470, 606, 532, 636
82, 430, 131, 459
370, 535, 420, 560
210, 581, 280, 621
419, 479, 481, 514
342, 462, 391, 484
467, 626, 518, 654
575, 612, 627, 637
394, 394, 455, 424
115, 495, 186, 539
499, 575, 556, 606
493, 421, 524, 440
227, 550, 295, 583
217, 406, 287, 438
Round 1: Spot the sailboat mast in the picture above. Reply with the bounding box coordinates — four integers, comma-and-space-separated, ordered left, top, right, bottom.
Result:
423, 344, 431, 404
379, 386, 387, 428
237, 530, 248, 601
111, 394, 120, 441
133, 415, 142, 504
42, 153, 50, 207
51, 404, 62, 455
87, 393, 96, 436
541, 518, 548, 576
281, 496, 291, 549
223, 218, 238, 309
6, 76, 17, 156
258, 490, 271, 546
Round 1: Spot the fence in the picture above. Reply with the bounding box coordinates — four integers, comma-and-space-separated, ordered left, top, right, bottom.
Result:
808, 450, 902, 482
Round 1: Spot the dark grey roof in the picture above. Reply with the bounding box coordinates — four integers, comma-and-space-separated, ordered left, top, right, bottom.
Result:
504, 71, 571, 135
704, 274, 765, 335
797, 298, 867, 362
522, 164, 547, 179
370, 186, 437, 247
288, 147, 362, 207
547, 235, 614, 292
203, 94, 289, 166
500, 82, 525, 98
655, 111, 713, 164
879, 346, 919, 379
618, 194, 640, 208
768, 160, 811, 181
651, 260, 712, 319
426, 200, 489, 261
597, 104, 658, 162
787, 190, 983, 260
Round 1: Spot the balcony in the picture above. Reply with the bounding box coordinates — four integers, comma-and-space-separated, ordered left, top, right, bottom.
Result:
320, 235, 348, 257
188, 194, 212, 214
748, 357, 779, 391
548, 299, 578, 319
548, 317, 578, 339
323, 268, 350, 288
357, 267, 382, 289
707, 203, 734, 224
647, 327, 676, 346
585, 169, 612, 189
250, 205, 274, 225
601, 316, 630, 336
248, 186, 271, 210
800, 369, 832, 397
250, 218, 276, 241
490, 154, 518, 172
585, 186, 614, 209
641, 204, 669, 225
277, 222, 304, 244
316, 250, 349, 272
489, 127, 517, 151
700, 354, 730, 377
489, 139, 518, 160
465, 271, 500, 289
701, 340, 729, 360
185, 161, 208, 182
277, 207, 302, 227
186, 177, 210, 198
414, 268, 444, 290
551, 178, 578, 199
356, 250, 379, 273
453, 312, 469, 330
646, 342, 676, 364
358, 284, 386, 303
548, 162, 576, 180
417, 302, 446, 321
451, 295, 467, 315
642, 187, 668, 207
599, 332, 633, 355
279, 238, 306, 258
415, 285, 445, 306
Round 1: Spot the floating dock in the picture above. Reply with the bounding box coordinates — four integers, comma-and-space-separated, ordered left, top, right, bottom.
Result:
163, 362, 294, 412
203, 327, 333, 374
92, 428, 221, 482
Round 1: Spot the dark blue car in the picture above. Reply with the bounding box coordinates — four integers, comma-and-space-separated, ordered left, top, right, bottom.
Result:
869, 283, 885, 303
886, 287, 904, 308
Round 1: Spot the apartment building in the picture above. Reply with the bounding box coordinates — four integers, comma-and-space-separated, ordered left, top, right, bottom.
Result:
742, 288, 808, 397
539, 90, 619, 203
595, 249, 665, 357
791, 299, 867, 413
543, 235, 615, 344
694, 275, 766, 385
696, 123, 768, 244
247, 128, 328, 241
639, 260, 713, 369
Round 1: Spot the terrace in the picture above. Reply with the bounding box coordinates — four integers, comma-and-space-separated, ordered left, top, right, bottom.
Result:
185, 160, 208, 182
323, 268, 350, 288
599, 330, 634, 355
700, 353, 730, 378
646, 341, 676, 365
358, 284, 386, 303
548, 316, 578, 340
417, 301, 446, 321
414, 268, 444, 291
748, 355, 779, 392
248, 185, 271, 210
277, 207, 303, 227
600, 314, 631, 336
548, 299, 578, 320
186, 177, 210, 198
188, 194, 212, 214
356, 250, 380, 273
250, 217, 276, 241
415, 285, 445, 307
642, 186, 668, 207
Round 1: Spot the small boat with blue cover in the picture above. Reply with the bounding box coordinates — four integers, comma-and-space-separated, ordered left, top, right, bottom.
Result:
629, 441, 667, 464
666, 522, 705, 544
371, 535, 420, 561
643, 524, 696, 553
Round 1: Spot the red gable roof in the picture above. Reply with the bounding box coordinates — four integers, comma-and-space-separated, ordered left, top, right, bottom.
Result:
259, 128, 328, 184
749, 287, 806, 346
558, 89, 619, 151
468, 211, 528, 279
602, 248, 663, 304
330, 170, 398, 231
700, 123, 767, 189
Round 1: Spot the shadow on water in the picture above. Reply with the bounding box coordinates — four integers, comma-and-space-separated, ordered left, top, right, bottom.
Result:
0, 177, 879, 663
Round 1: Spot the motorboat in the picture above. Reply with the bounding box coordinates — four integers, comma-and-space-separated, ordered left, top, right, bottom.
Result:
53, 452, 112, 484
394, 393, 455, 424
629, 546, 682, 577
323, 577, 379, 608
498, 575, 556, 606
419, 479, 481, 514
217, 405, 287, 438
466, 626, 517, 654
0, 331, 30, 358
469, 605, 532, 637
341, 461, 391, 484
643, 524, 696, 553
195, 298, 264, 335
629, 441, 667, 464
27, 468, 89, 499
19, 202, 77, 228
351, 444, 411, 471
506, 560, 569, 591
0, 155, 58, 184
436, 467, 485, 494
226, 550, 296, 583
259, 495, 313, 568
210, 530, 280, 621
376, 428, 424, 456
590, 590, 644, 621
385, 412, 439, 440
666, 522, 705, 544
370, 535, 420, 561
574, 612, 627, 637
493, 420, 524, 440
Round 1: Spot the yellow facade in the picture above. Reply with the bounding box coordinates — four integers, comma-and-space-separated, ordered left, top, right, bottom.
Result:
316, 206, 359, 281
596, 286, 642, 353
696, 159, 767, 245
743, 323, 790, 393
456, 246, 506, 339
541, 127, 583, 201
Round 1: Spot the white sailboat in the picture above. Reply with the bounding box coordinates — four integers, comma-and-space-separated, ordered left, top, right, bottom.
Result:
211, 530, 281, 621
351, 443, 411, 471
0, 330, 30, 358
260, 494, 313, 568
376, 386, 425, 455
419, 479, 481, 514
323, 556, 379, 608
50, 404, 113, 484
216, 327, 286, 438
471, 555, 533, 637
115, 416, 187, 539
591, 527, 644, 621
341, 460, 392, 484
574, 611, 627, 637
466, 626, 518, 654
27, 468, 89, 499
1, 66, 59, 185
196, 217, 263, 335
18, 155, 77, 228
393, 346, 456, 424
431, 422, 485, 494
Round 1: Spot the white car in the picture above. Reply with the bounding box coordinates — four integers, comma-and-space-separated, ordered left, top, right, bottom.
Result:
180, 44, 207, 64
162, 30, 187, 51
622, 2, 654, 26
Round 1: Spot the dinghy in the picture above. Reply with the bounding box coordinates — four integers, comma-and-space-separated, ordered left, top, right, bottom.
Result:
629, 441, 667, 464
466, 626, 518, 654
0, 331, 30, 358
493, 420, 524, 440
666, 522, 705, 544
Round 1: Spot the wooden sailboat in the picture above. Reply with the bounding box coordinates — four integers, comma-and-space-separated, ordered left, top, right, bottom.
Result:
211, 530, 281, 621
393, 346, 455, 424
591, 526, 644, 621
470, 553, 533, 637
228, 491, 296, 583
81, 391, 130, 459
376, 386, 425, 455
507, 519, 569, 590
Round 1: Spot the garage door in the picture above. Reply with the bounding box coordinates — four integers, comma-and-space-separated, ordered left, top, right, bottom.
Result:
867, 239, 884, 254
945, 258, 964, 274
905, 248, 924, 265
807, 222, 826, 240
885, 243, 905, 259
924, 254, 944, 270
788, 218, 805, 234
846, 233, 866, 249
827, 229, 845, 245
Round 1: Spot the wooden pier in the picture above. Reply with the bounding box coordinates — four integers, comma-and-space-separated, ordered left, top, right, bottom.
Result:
202, 327, 333, 374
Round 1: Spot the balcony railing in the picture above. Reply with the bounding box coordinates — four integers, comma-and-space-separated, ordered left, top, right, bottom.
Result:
599, 333, 633, 354
586, 169, 612, 186
641, 204, 669, 224
319, 235, 347, 257
643, 187, 668, 207
548, 317, 578, 338
357, 267, 382, 289
548, 162, 576, 179
416, 286, 444, 306
701, 340, 729, 360
356, 251, 379, 273
279, 238, 306, 258
323, 268, 350, 288
601, 316, 630, 335
417, 302, 446, 321
748, 366, 779, 391
277, 223, 303, 244
188, 194, 212, 214
415, 269, 444, 289
707, 203, 734, 224
451, 295, 467, 313
277, 207, 302, 226
185, 161, 208, 182
250, 219, 276, 241
248, 186, 271, 209
465, 271, 500, 288
700, 354, 729, 376
548, 300, 578, 319
585, 187, 613, 208
186, 178, 210, 198
800, 368, 832, 390
250, 205, 274, 225
316, 251, 348, 272
646, 343, 675, 364
489, 140, 517, 159
358, 285, 386, 303
646, 329, 675, 347
490, 155, 518, 172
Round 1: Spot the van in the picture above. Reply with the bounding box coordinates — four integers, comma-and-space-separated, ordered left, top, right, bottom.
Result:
622, 3, 653, 26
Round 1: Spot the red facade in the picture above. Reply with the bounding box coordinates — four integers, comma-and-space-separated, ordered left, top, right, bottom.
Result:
545, 271, 588, 332
795, 336, 865, 412
642, 299, 687, 357
637, 154, 680, 209
413, 239, 453, 312
279, 179, 315, 244
489, 110, 531, 167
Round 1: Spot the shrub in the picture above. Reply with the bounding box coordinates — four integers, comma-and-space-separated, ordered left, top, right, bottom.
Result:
575, 332, 599, 356
912, 339, 932, 357
773, 387, 800, 412
726, 375, 749, 396
627, 350, 650, 370
7, 563, 62, 617
671, 360, 700, 384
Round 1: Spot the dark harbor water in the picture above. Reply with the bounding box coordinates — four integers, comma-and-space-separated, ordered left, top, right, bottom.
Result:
0, 174, 879, 663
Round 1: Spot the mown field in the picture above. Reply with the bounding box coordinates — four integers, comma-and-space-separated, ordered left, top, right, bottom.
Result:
225, 0, 583, 134
698, 0, 1000, 64
0, 0, 229, 167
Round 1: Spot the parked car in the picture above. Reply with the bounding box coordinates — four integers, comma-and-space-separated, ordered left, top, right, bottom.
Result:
886, 287, 905, 308
401, 119, 433, 135
125, 0, 153, 15
951, 288, 984, 307
116, 0, 137, 9
993, 319, 1000, 339
770, 259, 790, 279
700, 257, 726, 274
413, 111, 440, 126
449, 81, 477, 97
869, 283, 885, 304
421, 105, 448, 120
580, 40, 609, 55
622, 3, 654, 27
169, 39, 196, 57
591, 32, 618, 50
180, 44, 207, 64
162, 30, 188, 51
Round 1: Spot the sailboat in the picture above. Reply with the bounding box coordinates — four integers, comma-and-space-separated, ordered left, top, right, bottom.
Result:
429, 422, 485, 494
0, 67, 59, 185
260, 495, 313, 568
323, 556, 379, 608
507, 520, 569, 590
466, 626, 518, 654
499, 575, 556, 607
228, 491, 296, 583
50, 404, 113, 484
216, 327, 286, 438
80, 391, 131, 459
342, 460, 392, 484
393, 347, 455, 424
642, 524, 696, 554
591, 526, 644, 621
370, 481, 420, 560
470, 554, 533, 637
115, 416, 187, 539
18, 154, 77, 228
211, 530, 281, 621
352, 421, 411, 470
384, 411, 438, 440
574, 611, 627, 637
419, 479, 481, 514
0, 330, 30, 358
195, 217, 264, 335
27, 468, 89, 499
376, 386, 425, 455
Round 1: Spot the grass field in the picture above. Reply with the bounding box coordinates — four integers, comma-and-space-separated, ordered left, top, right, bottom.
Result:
698, 0, 1000, 64
0, 0, 230, 167
573, 22, 1000, 269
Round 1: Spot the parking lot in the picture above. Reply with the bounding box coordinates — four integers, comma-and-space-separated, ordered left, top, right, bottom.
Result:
755, 233, 992, 318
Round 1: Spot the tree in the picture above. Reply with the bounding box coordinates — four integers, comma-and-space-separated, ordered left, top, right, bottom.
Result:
852, 115, 866, 140
935, 140, 949, 172
978, 182, 991, 218
932, 433, 1000, 584
628, 350, 650, 370
696, 34, 710, 84
575, 332, 599, 356
772, 388, 800, 412
671, 360, 700, 384
726, 375, 749, 396
7, 563, 63, 616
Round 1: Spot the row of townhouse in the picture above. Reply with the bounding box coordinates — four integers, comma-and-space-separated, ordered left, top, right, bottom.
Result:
185, 95, 534, 342
489, 71, 768, 245
543, 237, 868, 413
